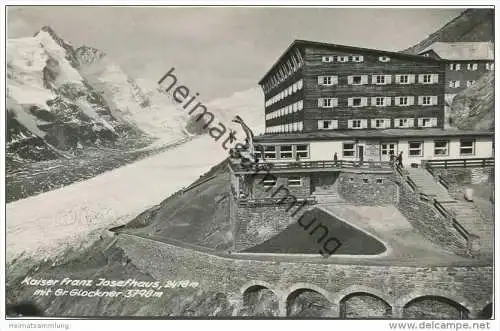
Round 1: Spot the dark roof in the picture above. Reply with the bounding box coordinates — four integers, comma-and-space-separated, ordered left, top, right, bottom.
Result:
254, 128, 494, 143
258, 39, 444, 84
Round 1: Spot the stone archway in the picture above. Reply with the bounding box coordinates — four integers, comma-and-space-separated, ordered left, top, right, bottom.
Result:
286, 286, 335, 317
339, 292, 392, 319
241, 285, 279, 317
403, 296, 470, 319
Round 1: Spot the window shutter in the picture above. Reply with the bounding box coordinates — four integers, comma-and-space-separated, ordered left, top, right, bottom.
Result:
371, 119, 377, 128
318, 98, 323, 107
384, 97, 392, 106
417, 74, 424, 83
431, 118, 438, 127
348, 98, 353, 107
362, 120, 368, 129
362, 97, 368, 106
371, 75, 377, 84
332, 120, 338, 129
385, 119, 391, 128
332, 76, 338, 85
395, 74, 401, 83
409, 75, 416, 84
347, 76, 353, 85
317, 76, 324, 85
298, 100, 303, 110
408, 96, 415, 105
385, 75, 392, 84
432, 74, 439, 83
361, 75, 368, 85
417, 118, 423, 127
408, 118, 415, 127
333, 98, 338, 107
371, 97, 378, 106
431, 96, 438, 105
417, 96, 423, 105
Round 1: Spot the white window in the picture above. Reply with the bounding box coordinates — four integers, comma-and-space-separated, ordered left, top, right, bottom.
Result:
352, 55, 364, 62
352, 98, 362, 107
279, 145, 293, 159
322, 56, 334, 63
467, 80, 475, 87
264, 146, 276, 159
486, 63, 495, 71
372, 119, 389, 129
460, 139, 475, 155
375, 97, 385, 106
418, 118, 434, 127
395, 118, 414, 128
467, 63, 478, 71
379, 56, 391, 62
297, 100, 303, 110
297, 79, 303, 90
348, 75, 368, 85
450, 63, 461, 71
375, 75, 385, 85
408, 141, 423, 156
287, 176, 302, 187
318, 120, 338, 130
336, 56, 349, 62
318, 75, 337, 86
263, 178, 277, 188
318, 98, 337, 108
422, 74, 432, 83
434, 140, 449, 156
398, 75, 409, 84
295, 144, 309, 158
343, 142, 356, 157
348, 119, 366, 129
449, 80, 461, 88
398, 96, 409, 106
419, 96, 437, 105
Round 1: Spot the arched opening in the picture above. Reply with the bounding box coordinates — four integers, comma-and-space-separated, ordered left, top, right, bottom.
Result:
286, 288, 335, 317
403, 296, 469, 319
241, 285, 279, 317
478, 303, 493, 319
339, 292, 392, 319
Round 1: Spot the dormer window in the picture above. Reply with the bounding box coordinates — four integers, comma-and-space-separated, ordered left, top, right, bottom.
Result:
379, 56, 391, 62
336, 56, 349, 63
352, 55, 364, 63
322, 56, 334, 63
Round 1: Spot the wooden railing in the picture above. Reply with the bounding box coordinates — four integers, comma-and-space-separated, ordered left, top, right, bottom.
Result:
424, 157, 494, 169
237, 196, 317, 207
230, 159, 392, 172
424, 162, 450, 190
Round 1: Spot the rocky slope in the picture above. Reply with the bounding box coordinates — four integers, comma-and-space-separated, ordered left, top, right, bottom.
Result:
449, 71, 494, 131
403, 8, 494, 54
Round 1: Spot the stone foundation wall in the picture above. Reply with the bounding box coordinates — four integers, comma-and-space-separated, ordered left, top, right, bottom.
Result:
396, 181, 468, 256
118, 234, 493, 317
251, 173, 311, 199
337, 172, 397, 205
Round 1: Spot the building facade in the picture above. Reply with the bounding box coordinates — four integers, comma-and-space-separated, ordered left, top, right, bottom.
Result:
260, 40, 446, 134
418, 42, 494, 96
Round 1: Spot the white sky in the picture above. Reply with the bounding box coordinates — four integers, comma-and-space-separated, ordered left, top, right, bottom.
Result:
7, 6, 464, 99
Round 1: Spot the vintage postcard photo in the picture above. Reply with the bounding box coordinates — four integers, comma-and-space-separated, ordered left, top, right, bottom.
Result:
2, 4, 496, 328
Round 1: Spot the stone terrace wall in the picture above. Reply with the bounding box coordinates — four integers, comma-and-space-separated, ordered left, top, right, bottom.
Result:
117, 234, 493, 315
337, 172, 397, 205
397, 181, 468, 256
433, 168, 494, 198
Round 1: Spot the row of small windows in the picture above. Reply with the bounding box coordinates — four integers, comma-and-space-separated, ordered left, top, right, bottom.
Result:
255, 144, 310, 160
450, 63, 494, 71
265, 121, 304, 134
341, 139, 475, 158
318, 117, 438, 130
265, 100, 304, 120
449, 80, 476, 88
321, 55, 391, 63
265, 80, 303, 107
262, 176, 303, 188
318, 95, 438, 108
262, 48, 304, 94
318, 74, 439, 86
